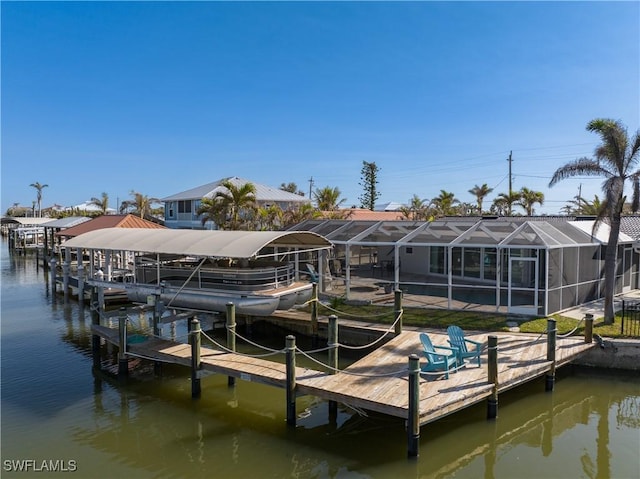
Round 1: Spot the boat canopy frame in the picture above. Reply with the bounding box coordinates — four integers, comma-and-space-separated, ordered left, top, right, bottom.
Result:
61, 228, 333, 259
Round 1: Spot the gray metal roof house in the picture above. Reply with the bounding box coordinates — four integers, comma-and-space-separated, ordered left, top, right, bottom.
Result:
162, 177, 310, 229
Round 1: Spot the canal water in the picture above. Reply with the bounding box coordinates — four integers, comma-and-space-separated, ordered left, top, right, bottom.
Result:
1, 241, 639, 478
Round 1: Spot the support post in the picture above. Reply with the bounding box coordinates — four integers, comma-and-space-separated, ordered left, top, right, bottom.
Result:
50, 258, 57, 295
117, 307, 128, 379
407, 354, 420, 458
62, 262, 70, 301
328, 314, 338, 419
394, 289, 403, 334
310, 282, 318, 337
190, 318, 202, 398
226, 302, 236, 387
77, 264, 85, 302
487, 335, 498, 419
285, 335, 297, 427
91, 287, 101, 369
584, 313, 593, 344
545, 318, 557, 392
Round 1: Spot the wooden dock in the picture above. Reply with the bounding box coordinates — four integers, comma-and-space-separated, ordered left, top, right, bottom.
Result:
92, 324, 595, 427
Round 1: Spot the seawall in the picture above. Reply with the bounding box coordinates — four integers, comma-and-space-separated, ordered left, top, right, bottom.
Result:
571, 338, 640, 371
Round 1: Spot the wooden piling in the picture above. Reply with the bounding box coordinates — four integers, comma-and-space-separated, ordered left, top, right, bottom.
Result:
285, 335, 297, 426
226, 302, 237, 387
190, 318, 202, 398
487, 335, 498, 419
545, 318, 557, 392
90, 287, 101, 369
328, 315, 338, 419
117, 308, 128, 378
584, 313, 593, 344
311, 283, 318, 336
407, 354, 420, 458
394, 289, 403, 334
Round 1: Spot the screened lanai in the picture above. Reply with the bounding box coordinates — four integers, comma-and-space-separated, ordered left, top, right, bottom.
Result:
289, 218, 640, 316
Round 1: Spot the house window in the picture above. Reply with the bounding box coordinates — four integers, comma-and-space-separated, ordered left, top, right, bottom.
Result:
178, 201, 192, 214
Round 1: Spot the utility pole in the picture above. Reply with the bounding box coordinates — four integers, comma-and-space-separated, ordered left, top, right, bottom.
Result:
507, 151, 513, 197
308, 177, 314, 199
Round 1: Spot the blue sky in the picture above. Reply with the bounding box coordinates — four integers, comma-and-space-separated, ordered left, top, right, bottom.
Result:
2, 1, 639, 215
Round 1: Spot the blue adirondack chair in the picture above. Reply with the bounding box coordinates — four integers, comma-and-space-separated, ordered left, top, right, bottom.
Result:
447, 325, 482, 367
419, 333, 458, 379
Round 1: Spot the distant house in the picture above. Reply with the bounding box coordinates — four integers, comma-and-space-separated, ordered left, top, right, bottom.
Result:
162, 177, 310, 229
66, 201, 117, 215
56, 214, 165, 239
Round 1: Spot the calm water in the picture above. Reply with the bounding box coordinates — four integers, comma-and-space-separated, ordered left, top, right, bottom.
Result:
1, 241, 639, 479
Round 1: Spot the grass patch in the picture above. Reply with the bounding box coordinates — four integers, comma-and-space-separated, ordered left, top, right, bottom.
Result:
309, 302, 630, 338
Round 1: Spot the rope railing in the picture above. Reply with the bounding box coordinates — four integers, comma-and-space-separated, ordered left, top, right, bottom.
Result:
294, 346, 408, 378
336, 309, 403, 350
199, 330, 284, 358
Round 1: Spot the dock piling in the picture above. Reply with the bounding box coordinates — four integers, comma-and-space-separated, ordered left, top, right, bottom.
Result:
190, 318, 202, 398
90, 287, 101, 369
117, 307, 128, 379
545, 318, 557, 392
584, 313, 593, 343
328, 315, 338, 419
487, 335, 498, 419
311, 283, 318, 337
394, 290, 403, 334
285, 335, 297, 426
407, 354, 420, 458
226, 302, 236, 387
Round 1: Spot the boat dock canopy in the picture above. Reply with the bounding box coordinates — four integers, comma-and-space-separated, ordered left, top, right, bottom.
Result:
61, 228, 332, 258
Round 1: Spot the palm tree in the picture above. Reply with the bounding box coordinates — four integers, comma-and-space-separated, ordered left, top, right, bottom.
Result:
561, 194, 604, 216
89, 192, 110, 215
491, 191, 521, 216
517, 187, 544, 216
549, 118, 640, 324
29, 181, 48, 217
468, 183, 494, 214
197, 180, 257, 230
120, 191, 161, 219
282, 203, 321, 227
399, 194, 431, 221
313, 186, 346, 211
431, 190, 459, 217
255, 204, 283, 231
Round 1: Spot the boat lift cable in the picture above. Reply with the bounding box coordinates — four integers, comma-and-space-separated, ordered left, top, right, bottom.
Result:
165, 257, 208, 308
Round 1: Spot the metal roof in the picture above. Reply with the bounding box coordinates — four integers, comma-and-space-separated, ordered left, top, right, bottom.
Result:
42, 216, 92, 228
61, 228, 332, 258
161, 176, 310, 204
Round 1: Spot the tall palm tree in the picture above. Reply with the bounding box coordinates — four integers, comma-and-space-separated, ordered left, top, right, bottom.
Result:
431, 190, 459, 217
120, 191, 161, 219
313, 186, 346, 211
29, 181, 48, 217
197, 180, 257, 230
517, 187, 544, 216
468, 183, 494, 214
89, 192, 110, 215
491, 191, 521, 216
549, 118, 640, 323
